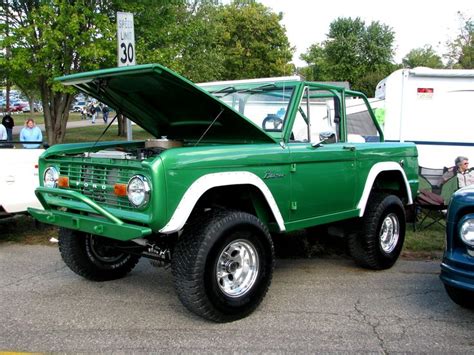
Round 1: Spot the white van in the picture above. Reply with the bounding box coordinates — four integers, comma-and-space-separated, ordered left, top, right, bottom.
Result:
375, 67, 474, 169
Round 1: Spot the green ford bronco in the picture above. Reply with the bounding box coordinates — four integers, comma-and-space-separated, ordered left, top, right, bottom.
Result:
29, 64, 418, 322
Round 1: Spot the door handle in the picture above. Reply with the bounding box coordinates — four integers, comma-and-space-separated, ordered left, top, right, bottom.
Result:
343, 145, 356, 151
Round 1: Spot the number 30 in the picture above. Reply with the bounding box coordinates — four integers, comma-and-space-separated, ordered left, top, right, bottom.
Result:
120, 43, 134, 64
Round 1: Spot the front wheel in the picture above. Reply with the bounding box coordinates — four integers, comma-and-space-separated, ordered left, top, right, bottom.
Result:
58, 228, 141, 281
445, 285, 474, 309
172, 211, 274, 322
349, 193, 406, 270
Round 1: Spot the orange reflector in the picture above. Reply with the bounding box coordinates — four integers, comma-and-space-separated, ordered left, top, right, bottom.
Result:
114, 183, 127, 196
58, 176, 69, 188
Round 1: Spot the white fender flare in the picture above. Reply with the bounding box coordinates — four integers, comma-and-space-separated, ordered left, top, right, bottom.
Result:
357, 162, 413, 217
159, 171, 286, 234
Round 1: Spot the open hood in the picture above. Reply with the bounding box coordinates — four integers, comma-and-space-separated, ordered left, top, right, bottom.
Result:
57, 64, 276, 144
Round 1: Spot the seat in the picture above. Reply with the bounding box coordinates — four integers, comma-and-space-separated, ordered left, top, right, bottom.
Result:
414, 167, 458, 231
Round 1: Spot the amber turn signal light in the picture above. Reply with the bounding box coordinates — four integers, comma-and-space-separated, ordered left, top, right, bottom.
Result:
114, 183, 127, 197
58, 176, 69, 188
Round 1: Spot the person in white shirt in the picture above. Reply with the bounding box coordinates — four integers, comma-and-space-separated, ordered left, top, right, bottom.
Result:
0, 123, 7, 141
454, 156, 474, 188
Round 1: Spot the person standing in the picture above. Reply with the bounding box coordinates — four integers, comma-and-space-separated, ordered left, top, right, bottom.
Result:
81, 106, 88, 120
102, 104, 109, 123
2, 112, 14, 142
0, 123, 7, 148
0, 122, 7, 140
20, 118, 42, 149
90, 103, 97, 124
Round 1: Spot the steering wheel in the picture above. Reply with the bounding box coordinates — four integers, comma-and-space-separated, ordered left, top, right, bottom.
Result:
262, 114, 283, 132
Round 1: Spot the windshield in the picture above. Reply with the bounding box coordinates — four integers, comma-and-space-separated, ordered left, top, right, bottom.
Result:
209, 85, 295, 135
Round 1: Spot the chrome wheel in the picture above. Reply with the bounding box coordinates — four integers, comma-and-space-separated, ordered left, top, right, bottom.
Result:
216, 239, 259, 298
379, 213, 400, 253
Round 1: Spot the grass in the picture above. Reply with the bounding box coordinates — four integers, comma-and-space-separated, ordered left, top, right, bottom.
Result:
62, 125, 153, 143
0, 215, 57, 245
9, 111, 84, 126
402, 220, 445, 258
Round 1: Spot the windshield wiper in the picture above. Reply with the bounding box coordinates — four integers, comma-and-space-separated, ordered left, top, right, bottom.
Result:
212, 84, 277, 98
211, 86, 236, 94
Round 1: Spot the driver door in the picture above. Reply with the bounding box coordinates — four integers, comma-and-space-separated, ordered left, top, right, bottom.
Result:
288, 87, 357, 224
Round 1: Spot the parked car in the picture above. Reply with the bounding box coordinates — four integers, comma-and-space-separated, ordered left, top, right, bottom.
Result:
11, 101, 28, 112
22, 102, 42, 113
440, 186, 474, 309
72, 101, 87, 112
0, 148, 44, 218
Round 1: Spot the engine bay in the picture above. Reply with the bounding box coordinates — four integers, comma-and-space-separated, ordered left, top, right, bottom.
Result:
83, 139, 183, 160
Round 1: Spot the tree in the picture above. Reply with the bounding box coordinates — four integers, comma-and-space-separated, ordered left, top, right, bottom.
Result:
299, 17, 396, 96
0, 0, 295, 144
0, 1, 116, 145
216, 1, 294, 79
402, 45, 443, 69
131, 1, 294, 81
445, 12, 473, 69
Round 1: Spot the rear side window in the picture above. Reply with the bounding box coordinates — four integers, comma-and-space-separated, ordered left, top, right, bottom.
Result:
345, 95, 380, 143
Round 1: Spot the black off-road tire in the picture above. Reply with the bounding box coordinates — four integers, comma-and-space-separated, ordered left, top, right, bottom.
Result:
445, 285, 474, 309
172, 211, 275, 323
349, 193, 406, 270
58, 227, 140, 281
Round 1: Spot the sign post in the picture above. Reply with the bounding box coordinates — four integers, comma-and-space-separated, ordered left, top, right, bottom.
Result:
117, 12, 135, 140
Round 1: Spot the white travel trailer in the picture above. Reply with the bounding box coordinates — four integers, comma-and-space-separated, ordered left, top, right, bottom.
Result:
375, 67, 474, 169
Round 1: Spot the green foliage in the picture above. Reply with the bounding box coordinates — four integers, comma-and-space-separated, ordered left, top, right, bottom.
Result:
402, 45, 443, 69
445, 12, 474, 69
299, 17, 396, 96
1, 0, 117, 144
1, 0, 294, 143
216, 1, 294, 79
109, 1, 294, 82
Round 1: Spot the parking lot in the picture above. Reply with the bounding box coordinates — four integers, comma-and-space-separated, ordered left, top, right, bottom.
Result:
1, 243, 473, 353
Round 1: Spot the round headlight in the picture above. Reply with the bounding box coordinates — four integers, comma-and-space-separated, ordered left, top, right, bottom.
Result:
127, 175, 150, 207
460, 219, 474, 247
43, 167, 59, 188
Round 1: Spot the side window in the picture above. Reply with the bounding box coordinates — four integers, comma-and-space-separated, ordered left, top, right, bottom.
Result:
345, 95, 380, 143
291, 87, 339, 144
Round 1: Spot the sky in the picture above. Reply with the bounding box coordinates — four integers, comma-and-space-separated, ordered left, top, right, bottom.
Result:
258, 0, 473, 67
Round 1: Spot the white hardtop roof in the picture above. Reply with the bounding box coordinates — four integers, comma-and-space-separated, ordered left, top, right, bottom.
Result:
408, 67, 474, 78
198, 75, 301, 87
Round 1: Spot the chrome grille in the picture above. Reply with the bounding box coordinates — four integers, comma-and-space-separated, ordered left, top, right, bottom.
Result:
58, 162, 139, 209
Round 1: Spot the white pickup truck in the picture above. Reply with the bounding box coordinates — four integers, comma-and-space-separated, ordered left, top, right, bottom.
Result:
0, 148, 43, 218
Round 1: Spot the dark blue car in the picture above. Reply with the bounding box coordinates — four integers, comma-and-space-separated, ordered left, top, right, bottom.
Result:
440, 186, 474, 309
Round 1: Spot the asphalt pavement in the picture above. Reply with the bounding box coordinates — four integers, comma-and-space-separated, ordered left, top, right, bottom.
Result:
1, 244, 473, 353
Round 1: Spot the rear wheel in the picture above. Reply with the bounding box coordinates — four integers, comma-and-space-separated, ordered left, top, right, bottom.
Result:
172, 211, 274, 322
349, 193, 406, 270
445, 285, 474, 309
58, 227, 140, 281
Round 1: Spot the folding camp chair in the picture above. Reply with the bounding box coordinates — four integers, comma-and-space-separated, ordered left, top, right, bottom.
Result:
414, 167, 458, 231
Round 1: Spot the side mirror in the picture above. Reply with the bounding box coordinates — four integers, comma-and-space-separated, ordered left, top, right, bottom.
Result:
312, 131, 337, 148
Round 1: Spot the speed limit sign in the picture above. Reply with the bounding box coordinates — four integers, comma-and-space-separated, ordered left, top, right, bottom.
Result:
117, 12, 135, 66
